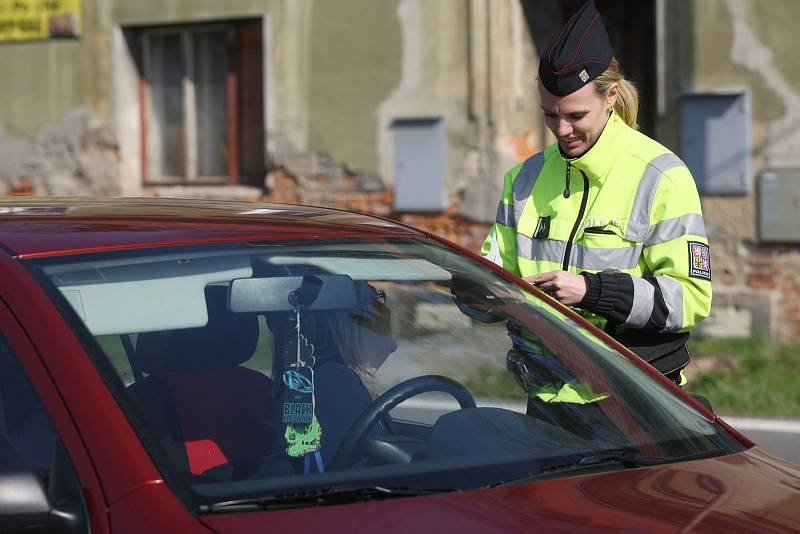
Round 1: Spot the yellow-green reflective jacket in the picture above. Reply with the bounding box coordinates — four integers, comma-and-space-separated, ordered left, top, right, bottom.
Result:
481, 113, 712, 335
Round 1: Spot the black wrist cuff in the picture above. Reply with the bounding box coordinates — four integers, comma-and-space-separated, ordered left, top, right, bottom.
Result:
579, 272, 601, 309
578, 271, 634, 323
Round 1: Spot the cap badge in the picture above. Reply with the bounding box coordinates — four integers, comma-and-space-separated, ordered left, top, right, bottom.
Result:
578, 69, 590, 83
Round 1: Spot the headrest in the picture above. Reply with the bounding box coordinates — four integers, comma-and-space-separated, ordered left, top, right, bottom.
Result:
135, 330, 172, 375
165, 286, 259, 373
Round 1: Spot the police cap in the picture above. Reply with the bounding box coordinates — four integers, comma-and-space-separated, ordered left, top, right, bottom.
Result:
538, 0, 614, 97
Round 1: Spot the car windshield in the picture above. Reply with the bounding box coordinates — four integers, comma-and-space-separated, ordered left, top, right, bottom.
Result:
29, 236, 743, 511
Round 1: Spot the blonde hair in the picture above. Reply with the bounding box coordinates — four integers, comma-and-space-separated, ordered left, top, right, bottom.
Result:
593, 58, 639, 129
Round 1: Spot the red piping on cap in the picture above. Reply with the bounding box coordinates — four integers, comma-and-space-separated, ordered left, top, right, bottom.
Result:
552, 13, 600, 75
548, 8, 580, 67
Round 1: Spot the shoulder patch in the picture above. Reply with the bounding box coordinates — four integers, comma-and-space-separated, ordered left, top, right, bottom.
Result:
688, 241, 711, 281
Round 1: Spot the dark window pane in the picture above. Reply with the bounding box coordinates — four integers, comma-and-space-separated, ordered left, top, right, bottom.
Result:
193, 29, 230, 179
0, 337, 56, 474
147, 32, 185, 179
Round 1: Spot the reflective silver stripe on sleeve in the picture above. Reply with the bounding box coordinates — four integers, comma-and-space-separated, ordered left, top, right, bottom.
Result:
485, 229, 503, 267
495, 201, 514, 227
517, 234, 641, 270
625, 153, 686, 242
656, 276, 684, 332
626, 276, 656, 329
644, 213, 707, 247
511, 152, 545, 228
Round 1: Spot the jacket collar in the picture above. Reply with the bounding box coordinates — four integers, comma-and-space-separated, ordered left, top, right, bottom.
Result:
564, 111, 625, 183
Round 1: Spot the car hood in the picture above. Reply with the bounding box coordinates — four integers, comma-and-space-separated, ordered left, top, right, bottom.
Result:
200, 447, 800, 533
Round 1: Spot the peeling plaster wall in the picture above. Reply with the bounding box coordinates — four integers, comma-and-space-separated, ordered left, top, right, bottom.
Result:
687, 0, 800, 176
376, 0, 540, 223
0, 0, 118, 195
373, 0, 462, 195
307, 0, 402, 176
726, 0, 800, 168
680, 0, 800, 340
1, 0, 539, 208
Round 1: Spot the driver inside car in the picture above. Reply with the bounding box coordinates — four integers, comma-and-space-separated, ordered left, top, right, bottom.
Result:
261, 282, 397, 474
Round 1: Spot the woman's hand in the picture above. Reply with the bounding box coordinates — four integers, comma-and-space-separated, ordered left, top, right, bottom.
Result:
525, 271, 587, 306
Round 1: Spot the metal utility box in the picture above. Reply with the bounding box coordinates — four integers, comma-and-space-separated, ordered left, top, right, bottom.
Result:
679, 90, 751, 195
759, 170, 800, 243
392, 118, 446, 212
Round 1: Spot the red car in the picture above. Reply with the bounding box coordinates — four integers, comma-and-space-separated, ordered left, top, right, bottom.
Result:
0, 198, 798, 533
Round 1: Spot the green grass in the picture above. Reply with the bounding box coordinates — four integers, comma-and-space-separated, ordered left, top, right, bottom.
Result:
461, 363, 521, 400
687, 337, 800, 417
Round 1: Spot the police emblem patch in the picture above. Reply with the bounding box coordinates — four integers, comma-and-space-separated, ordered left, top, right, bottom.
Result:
688, 241, 711, 281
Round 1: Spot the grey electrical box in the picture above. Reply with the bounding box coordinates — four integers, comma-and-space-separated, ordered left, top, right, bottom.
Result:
759, 170, 800, 243
679, 91, 751, 195
392, 118, 446, 212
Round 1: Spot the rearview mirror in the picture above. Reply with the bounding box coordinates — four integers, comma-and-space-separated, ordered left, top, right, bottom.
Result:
230, 275, 359, 312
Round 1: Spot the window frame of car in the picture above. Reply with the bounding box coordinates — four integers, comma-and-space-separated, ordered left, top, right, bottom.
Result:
22, 246, 206, 515
21, 238, 749, 513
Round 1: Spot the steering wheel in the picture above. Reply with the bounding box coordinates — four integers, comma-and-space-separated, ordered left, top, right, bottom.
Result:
328, 375, 477, 470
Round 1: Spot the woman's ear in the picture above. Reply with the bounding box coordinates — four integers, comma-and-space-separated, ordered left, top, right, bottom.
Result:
606, 82, 619, 111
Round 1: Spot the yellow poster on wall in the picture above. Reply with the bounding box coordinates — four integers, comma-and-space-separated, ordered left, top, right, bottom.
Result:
0, 0, 82, 43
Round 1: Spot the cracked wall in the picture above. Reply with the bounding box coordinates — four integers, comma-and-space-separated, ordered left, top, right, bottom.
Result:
0, 0, 539, 224
682, 0, 800, 341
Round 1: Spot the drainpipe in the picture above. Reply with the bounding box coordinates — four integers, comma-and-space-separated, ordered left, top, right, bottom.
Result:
467, 0, 496, 222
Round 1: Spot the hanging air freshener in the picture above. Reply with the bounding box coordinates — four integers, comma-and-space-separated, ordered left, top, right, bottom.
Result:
281, 364, 315, 426
285, 414, 322, 458
281, 299, 323, 470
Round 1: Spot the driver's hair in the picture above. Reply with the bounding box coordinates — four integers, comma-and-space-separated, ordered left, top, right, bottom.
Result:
299, 282, 389, 395
293, 311, 378, 398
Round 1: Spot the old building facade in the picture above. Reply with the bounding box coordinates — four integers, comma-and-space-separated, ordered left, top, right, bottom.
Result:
0, 0, 799, 340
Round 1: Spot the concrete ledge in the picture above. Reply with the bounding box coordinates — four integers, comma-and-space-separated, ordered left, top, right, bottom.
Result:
697, 288, 773, 338
145, 185, 263, 201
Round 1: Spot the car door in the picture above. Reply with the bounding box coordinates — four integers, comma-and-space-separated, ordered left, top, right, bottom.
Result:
0, 297, 108, 533
0, 250, 211, 533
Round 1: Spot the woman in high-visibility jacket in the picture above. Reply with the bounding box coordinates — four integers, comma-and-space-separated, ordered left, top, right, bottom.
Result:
482, 0, 711, 384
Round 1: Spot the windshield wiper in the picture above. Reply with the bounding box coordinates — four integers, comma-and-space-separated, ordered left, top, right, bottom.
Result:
489, 448, 726, 488
199, 485, 452, 513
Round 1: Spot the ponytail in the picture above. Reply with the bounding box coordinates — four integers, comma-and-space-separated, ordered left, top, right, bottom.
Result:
593, 58, 639, 129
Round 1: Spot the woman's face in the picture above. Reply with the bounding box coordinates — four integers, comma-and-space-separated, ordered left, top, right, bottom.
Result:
350, 293, 397, 371
539, 81, 617, 158
357, 324, 397, 371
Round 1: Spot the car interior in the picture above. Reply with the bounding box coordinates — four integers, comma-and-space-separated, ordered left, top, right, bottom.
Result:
34, 244, 745, 503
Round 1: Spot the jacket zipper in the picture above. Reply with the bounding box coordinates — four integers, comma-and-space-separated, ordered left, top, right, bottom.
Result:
562, 169, 590, 271
563, 160, 572, 198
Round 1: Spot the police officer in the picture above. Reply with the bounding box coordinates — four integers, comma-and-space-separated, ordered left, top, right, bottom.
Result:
482, 0, 712, 384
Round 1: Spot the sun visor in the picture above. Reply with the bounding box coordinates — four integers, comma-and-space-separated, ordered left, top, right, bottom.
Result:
49, 255, 253, 336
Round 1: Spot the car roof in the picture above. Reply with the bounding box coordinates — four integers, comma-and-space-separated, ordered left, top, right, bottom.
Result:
0, 197, 423, 259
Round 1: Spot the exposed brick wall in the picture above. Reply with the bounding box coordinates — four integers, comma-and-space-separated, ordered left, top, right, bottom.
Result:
262, 168, 491, 253
747, 246, 779, 290
738, 244, 800, 341
4, 177, 35, 196
397, 211, 490, 254
772, 248, 800, 341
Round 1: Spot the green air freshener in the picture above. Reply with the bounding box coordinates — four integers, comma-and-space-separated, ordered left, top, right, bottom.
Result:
285, 415, 322, 458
